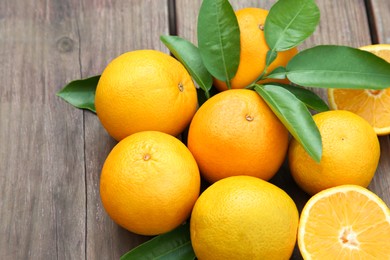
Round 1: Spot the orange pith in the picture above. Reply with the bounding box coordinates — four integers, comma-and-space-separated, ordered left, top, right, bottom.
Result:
328, 44, 390, 135
298, 185, 390, 259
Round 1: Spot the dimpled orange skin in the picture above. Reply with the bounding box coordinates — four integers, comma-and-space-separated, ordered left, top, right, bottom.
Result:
95, 50, 197, 141
99, 131, 201, 236
288, 110, 380, 195
187, 89, 289, 183
190, 175, 299, 260
214, 8, 298, 91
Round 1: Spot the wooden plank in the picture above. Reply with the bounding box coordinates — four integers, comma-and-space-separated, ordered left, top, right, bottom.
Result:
175, 0, 387, 259
0, 0, 86, 259
366, 0, 390, 206
369, 0, 390, 43
77, 0, 171, 259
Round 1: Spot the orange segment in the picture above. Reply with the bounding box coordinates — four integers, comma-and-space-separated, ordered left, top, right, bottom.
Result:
298, 185, 390, 259
328, 44, 390, 135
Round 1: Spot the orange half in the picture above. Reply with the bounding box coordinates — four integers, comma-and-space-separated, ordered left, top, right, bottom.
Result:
328, 44, 390, 135
298, 185, 390, 259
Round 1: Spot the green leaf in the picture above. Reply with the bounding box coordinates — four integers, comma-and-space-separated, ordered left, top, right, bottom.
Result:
264, 0, 320, 51
197, 86, 218, 107
160, 35, 213, 98
265, 66, 287, 80
197, 0, 240, 88
120, 222, 195, 260
286, 45, 390, 89
267, 83, 329, 112
255, 84, 322, 162
56, 75, 99, 113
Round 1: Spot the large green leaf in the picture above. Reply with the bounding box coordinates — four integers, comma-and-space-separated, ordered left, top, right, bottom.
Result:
120, 222, 195, 260
160, 35, 213, 98
268, 83, 329, 112
197, 0, 240, 88
265, 0, 320, 52
255, 84, 322, 162
286, 45, 390, 89
56, 75, 99, 113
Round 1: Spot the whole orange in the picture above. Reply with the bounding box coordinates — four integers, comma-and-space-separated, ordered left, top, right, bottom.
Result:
187, 89, 289, 183
95, 50, 197, 141
288, 110, 380, 195
213, 8, 298, 91
190, 175, 299, 260
99, 131, 200, 236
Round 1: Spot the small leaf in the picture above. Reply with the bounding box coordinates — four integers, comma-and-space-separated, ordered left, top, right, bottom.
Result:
161, 35, 213, 98
120, 222, 195, 260
286, 45, 390, 89
197, 0, 240, 87
255, 84, 322, 162
266, 49, 278, 67
265, 66, 287, 80
265, 0, 320, 51
268, 83, 329, 112
56, 75, 99, 113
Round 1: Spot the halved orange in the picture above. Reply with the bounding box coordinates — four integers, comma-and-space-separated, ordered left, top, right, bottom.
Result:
328, 44, 390, 135
298, 185, 390, 259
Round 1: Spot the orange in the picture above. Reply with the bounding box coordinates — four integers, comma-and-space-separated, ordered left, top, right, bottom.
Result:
99, 131, 200, 236
95, 49, 197, 141
187, 89, 289, 183
288, 110, 380, 195
190, 175, 299, 260
213, 8, 298, 91
298, 185, 390, 259
328, 44, 390, 135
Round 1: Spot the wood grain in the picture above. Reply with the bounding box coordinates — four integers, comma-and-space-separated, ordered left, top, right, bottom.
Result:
0, 0, 86, 259
79, 0, 170, 259
0, 0, 170, 259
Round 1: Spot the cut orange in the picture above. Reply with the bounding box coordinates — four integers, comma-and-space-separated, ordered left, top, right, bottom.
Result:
328, 44, 390, 135
298, 185, 390, 259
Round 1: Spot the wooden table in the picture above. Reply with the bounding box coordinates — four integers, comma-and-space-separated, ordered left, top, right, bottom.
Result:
1, 0, 389, 259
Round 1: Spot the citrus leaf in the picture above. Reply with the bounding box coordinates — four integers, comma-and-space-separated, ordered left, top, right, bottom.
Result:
286, 45, 390, 89
267, 83, 329, 112
265, 0, 320, 51
120, 222, 195, 260
160, 35, 212, 98
265, 66, 287, 80
197, 0, 240, 88
255, 84, 322, 162
56, 75, 99, 113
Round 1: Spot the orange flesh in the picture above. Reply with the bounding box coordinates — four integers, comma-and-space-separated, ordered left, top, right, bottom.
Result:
329, 44, 390, 135
300, 189, 390, 259
331, 89, 390, 130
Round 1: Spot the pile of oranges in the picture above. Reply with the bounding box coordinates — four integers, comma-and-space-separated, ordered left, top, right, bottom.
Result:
94, 7, 390, 260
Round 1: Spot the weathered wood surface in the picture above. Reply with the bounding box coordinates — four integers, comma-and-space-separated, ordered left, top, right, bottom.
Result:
0, 0, 389, 259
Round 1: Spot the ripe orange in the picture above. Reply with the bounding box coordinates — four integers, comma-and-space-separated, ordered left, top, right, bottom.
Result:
187, 89, 289, 183
95, 50, 197, 141
298, 185, 390, 259
213, 8, 298, 91
99, 131, 200, 236
190, 175, 299, 260
288, 110, 380, 195
328, 44, 390, 135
